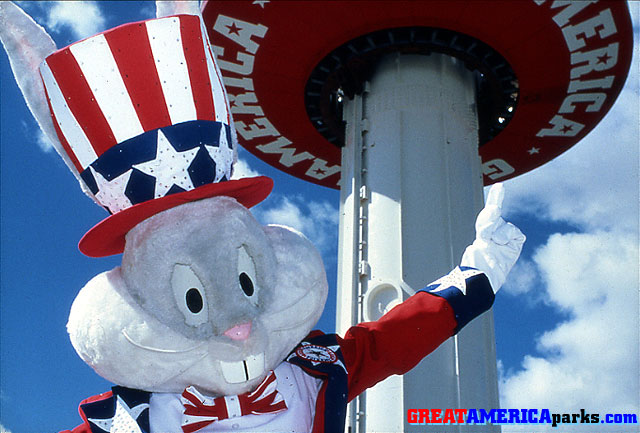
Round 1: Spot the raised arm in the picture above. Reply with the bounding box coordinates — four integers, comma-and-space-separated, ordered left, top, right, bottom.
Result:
339, 183, 525, 400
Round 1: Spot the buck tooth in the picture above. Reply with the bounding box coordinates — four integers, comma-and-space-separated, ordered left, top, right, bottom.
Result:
245, 353, 265, 380
219, 360, 246, 384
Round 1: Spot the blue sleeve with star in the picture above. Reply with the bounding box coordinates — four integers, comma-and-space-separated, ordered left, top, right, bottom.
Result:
419, 266, 495, 333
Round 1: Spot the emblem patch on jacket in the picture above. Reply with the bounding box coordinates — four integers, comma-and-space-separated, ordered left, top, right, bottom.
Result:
295, 343, 339, 364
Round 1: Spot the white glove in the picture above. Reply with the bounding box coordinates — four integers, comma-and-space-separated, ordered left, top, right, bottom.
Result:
461, 183, 525, 293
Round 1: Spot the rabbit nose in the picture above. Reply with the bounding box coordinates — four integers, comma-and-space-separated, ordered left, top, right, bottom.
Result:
223, 321, 252, 341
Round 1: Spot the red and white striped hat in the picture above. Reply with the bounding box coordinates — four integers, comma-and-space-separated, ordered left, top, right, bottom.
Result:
40, 14, 272, 257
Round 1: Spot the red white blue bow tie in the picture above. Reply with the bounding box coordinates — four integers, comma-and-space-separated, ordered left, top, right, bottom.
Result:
181, 371, 288, 433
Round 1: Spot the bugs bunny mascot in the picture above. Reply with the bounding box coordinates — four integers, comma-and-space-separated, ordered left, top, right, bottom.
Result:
0, 1, 525, 432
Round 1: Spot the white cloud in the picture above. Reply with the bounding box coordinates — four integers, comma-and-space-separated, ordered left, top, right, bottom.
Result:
0, 424, 11, 433
231, 157, 262, 180
308, 200, 340, 227
500, 231, 639, 431
35, 128, 53, 153
255, 195, 339, 253
501, 258, 538, 297
139, 2, 158, 20
20, 119, 53, 153
44, 1, 106, 40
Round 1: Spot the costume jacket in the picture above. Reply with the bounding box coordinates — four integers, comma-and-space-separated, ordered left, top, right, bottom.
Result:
61, 267, 494, 433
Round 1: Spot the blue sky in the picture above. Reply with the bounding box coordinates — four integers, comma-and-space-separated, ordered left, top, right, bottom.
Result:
1, 2, 638, 432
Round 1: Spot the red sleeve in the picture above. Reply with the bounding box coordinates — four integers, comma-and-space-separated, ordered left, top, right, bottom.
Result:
59, 390, 113, 433
338, 291, 457, 401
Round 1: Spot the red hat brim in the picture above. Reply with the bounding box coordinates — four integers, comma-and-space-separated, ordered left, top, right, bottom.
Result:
79, 176, 274, 257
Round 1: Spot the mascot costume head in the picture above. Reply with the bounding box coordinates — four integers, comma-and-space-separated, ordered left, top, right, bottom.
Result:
2, 0, 328, 394
1, 2, 525, 432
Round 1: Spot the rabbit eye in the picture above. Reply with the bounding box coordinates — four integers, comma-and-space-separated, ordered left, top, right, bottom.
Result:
186, 288, 204, 313
237, 246, 259, 305
239, 273, 254, 296
172, 264, 208, 326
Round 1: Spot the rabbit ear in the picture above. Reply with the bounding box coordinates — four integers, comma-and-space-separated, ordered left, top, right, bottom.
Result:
156, 0, 201, 18
0, 2, 98, 202
0, 1, 57, 146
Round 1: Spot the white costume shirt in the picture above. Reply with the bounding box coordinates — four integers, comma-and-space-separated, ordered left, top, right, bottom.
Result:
149, 363, 322, 433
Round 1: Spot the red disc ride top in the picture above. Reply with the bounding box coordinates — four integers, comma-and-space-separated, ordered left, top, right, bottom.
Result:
202, 1, 633, 189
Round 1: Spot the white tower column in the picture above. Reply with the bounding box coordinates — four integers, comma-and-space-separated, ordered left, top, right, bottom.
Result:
337, 53, 500, 432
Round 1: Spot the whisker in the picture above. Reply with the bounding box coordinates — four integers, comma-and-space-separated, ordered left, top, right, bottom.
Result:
122, 329, 206, 353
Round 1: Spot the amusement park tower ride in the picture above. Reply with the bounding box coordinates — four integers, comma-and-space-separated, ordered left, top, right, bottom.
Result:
201, 1, 634, 432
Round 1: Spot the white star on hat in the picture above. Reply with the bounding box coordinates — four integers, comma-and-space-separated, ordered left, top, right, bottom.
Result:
133, 130, 200, 199
87, 395, 149, 433
205, 126, 233, 182
90, 166, 133, 213
427, 267, 484, 296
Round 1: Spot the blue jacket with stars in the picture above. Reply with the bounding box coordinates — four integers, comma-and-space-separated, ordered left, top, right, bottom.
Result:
61, 267, 494, 433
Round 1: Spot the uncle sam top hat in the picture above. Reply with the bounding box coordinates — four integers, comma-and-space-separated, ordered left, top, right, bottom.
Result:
38, 13, 273, 257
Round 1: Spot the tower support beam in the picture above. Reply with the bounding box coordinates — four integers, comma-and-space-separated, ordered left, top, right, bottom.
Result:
337, 53, 500, 433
